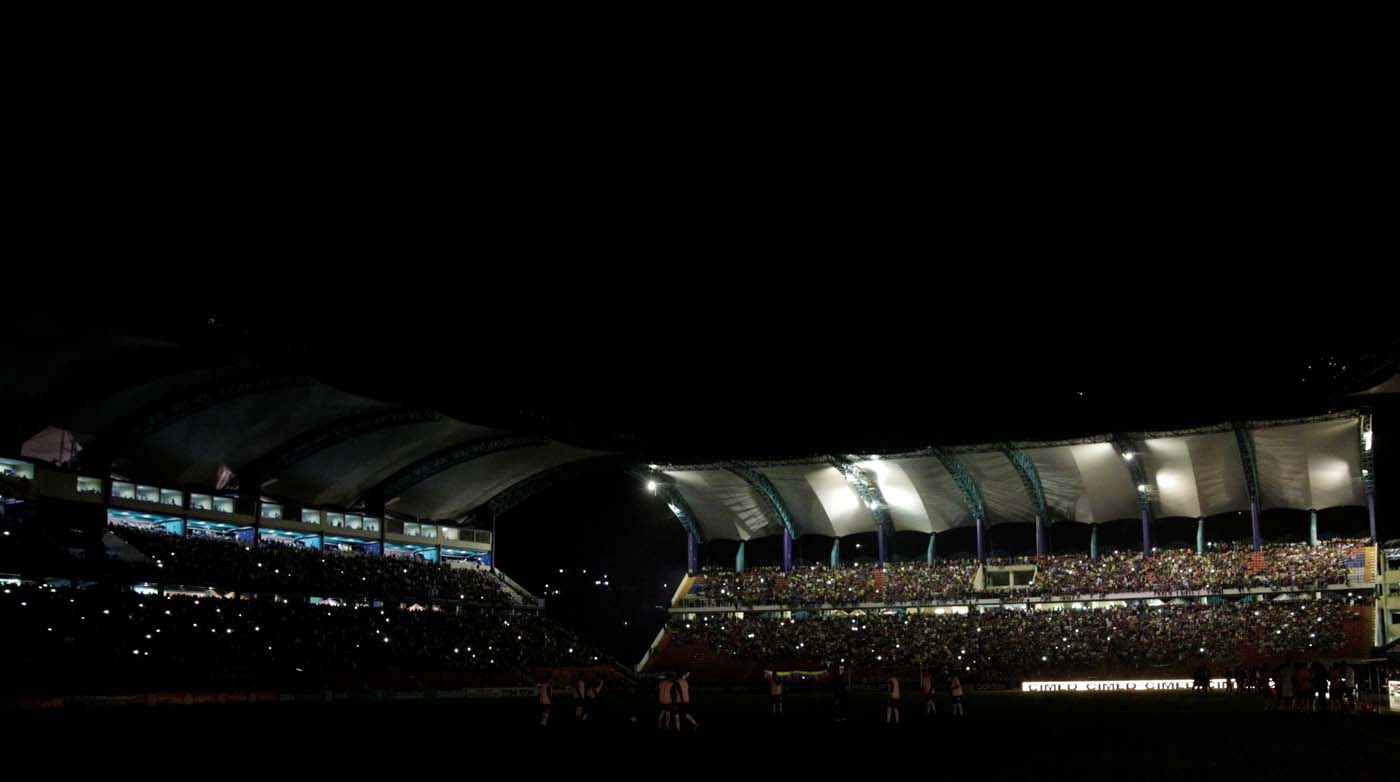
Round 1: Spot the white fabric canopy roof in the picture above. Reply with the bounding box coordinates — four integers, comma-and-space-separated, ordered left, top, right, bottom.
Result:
1253, 418, 1364, 511
663, 415, 1367, 541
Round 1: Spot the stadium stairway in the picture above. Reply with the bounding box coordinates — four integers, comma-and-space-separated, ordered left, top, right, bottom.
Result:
1341, 604, 1375, 656
101, 531, 153, 565
668, 575, 696, 607
871, 568, 889, 599
488, 567, 542, 608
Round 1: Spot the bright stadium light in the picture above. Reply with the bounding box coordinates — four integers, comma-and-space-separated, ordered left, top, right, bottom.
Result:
646, 480, 658, 493
1122, 452, 1134, 461
1363, 429, 1373, 451
1137, 484, 1148, 493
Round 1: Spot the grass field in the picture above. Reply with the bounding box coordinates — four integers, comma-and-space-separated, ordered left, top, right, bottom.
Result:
3, 688, 1395, 777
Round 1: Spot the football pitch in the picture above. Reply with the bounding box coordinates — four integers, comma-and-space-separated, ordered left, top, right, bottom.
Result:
4, 688, 1395, 777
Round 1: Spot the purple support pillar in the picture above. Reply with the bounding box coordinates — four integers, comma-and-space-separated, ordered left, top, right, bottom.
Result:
1035, 515, 1046, 557
975, 517, 985, 562
1141, 508, 1152, 555
876, 527, 887, 568
782, 529, 793, 571
1367, 493, 1377, 544
686, 534, 698, 575
1249, 500, 1262, 551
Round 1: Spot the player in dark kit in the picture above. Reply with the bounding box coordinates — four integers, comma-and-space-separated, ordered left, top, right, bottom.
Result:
921, 667, 936, 716
768, 669, 785, 718
831, 663, 849, 722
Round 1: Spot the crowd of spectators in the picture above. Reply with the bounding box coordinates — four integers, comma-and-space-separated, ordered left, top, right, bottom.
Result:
108, 525, 513, 604
1031, 538, 1362, 596
683, 538, 1365, 606
0, 584, 597, 695
689, 559, 980, 606
666, 599, 1355, 681
881, 560, 980, 602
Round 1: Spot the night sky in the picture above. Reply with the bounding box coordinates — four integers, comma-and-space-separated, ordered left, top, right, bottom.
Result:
5, 302, 1397, 663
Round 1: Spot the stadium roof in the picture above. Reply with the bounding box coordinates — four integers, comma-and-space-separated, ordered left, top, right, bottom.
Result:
2, 333, 613, 522
654, 413, 1370, 541
3, 319, 1390, 533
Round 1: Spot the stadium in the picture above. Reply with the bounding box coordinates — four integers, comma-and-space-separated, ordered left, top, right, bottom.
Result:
2, 316, 1398, 774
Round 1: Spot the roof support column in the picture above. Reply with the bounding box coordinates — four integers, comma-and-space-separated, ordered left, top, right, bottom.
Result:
1196, 518, 1205, 555
926, 532, 936, 564
1366, 494, 1377, 546
930, 449, 989, 564
735, 541, 746, 573
1360, 413, 1376, 543
829, 458, 894, 569
831, 538, 840, 567
1232, 425, 1264, 551
727, 464, 800, 570
1003, 446, 1050, 560
1309, 510, 1318, 546
1113, 436, 1154, 556
1249, 500, 1262, 552
633, 468, 706, 577
1090, 526, 1098, 560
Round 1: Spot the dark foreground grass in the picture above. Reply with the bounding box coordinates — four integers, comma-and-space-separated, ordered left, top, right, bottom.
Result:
3, 689, 1395, 778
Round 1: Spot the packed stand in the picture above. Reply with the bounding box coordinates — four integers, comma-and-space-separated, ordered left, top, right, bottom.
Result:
667, 599, 1355, 681
689, 559, 978, 607
0, 584, 596, 695
685, 538, 1365, 606
1031, 538, 1363, 596
106, 525, 512, 604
